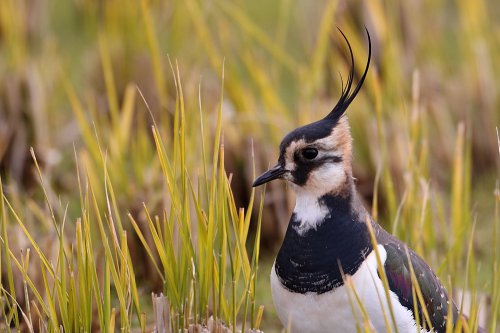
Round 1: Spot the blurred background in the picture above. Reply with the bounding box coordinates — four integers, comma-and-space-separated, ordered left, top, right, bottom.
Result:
0, 0, 499, 331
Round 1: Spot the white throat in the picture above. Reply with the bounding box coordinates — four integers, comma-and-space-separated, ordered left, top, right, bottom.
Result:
292, 189, 330, 235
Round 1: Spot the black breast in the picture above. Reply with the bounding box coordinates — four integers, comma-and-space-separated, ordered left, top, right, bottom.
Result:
274, 193, 373, 294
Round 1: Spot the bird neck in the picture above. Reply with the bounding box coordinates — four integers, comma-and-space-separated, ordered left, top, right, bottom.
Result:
290, 176, 354, 234
275, 189, 373, 294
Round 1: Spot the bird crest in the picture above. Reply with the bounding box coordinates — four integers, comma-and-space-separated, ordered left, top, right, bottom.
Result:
253, 28, 372, 194
325, 28, 372, 125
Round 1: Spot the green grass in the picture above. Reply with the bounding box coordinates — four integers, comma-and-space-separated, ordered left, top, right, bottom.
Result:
0, 0, 499, 332
1, 65, 266, 331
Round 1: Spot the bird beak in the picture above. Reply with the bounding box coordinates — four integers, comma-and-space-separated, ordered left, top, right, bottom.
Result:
252, 164, 287, 187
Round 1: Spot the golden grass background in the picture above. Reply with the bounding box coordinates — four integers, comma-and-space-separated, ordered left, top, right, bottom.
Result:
0, 0, 499, 331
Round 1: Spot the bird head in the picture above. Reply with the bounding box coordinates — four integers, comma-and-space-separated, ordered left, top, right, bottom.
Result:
253, 29, 371, 199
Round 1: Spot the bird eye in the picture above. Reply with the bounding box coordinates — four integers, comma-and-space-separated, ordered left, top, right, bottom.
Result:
301, 147, 318, 160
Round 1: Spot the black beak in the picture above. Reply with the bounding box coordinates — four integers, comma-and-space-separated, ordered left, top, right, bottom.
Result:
252, 164, 287, 187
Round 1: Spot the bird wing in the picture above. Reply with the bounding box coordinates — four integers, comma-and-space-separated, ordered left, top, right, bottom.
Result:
380, 240, 458, 333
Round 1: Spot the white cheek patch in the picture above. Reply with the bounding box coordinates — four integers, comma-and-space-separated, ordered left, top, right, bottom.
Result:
307, 163, 346, 196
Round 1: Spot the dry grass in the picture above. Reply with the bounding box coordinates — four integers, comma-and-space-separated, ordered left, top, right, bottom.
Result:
0, 0, 499, 332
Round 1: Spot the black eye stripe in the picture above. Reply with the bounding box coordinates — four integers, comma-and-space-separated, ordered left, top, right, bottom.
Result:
294, 150, 342, 163
325, 155, 342, 163
310, 155, 342, 164
290, 154, 344, 186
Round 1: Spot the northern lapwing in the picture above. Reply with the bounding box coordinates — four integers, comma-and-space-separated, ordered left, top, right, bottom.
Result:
252, 29, 479, 333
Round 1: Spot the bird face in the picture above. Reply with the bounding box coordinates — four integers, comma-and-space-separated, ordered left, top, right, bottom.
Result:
253, 29, 371, 197
253, 116, 353, 197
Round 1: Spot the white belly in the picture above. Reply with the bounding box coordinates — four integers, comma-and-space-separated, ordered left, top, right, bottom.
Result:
271, 245, 426, 333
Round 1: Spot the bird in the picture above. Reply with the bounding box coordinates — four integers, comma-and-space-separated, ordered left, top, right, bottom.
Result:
252, 29, 477, 333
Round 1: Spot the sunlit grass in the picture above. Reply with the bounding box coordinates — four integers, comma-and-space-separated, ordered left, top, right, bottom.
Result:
0, 0, 499, 331
0, 63, 265, 331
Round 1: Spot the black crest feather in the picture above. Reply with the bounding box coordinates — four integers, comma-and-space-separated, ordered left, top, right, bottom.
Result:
324, 28, 371, 123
